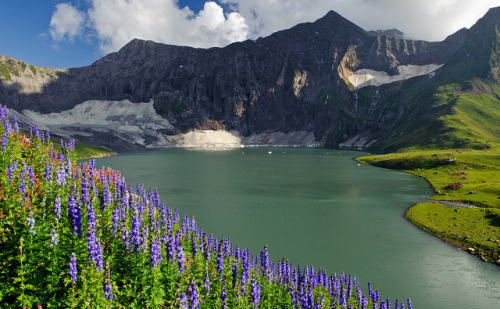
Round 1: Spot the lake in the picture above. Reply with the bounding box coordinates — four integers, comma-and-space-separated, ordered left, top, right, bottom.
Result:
93, 148, 500, 308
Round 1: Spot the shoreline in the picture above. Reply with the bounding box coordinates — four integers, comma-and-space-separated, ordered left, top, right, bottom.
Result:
356, 151, 500, 267
405, 202, 500, 266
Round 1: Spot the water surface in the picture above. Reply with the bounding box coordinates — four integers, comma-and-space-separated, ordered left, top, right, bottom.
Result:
94, 148, 500, 308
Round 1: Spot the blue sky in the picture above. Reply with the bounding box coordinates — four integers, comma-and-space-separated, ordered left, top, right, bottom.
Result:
1, 1, 498, 69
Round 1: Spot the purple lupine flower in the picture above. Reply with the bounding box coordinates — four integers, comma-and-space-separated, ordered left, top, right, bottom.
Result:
104, 283, 113, 301
50, 230, 58, 247
174, 208, 179, 224
33, 124, 39, 139
361, 295, 369, 309
81, 173, 89, 206
67, 195, 82, 237
240, 249, 250, 294
55, 164, 66, 186
307, 285, 314, 309
19, 165, 26, 198
1, 131, 8, 153
340, 287, 347, 308
177, 242, 185, 274
54, 196, 61, 221
7, 165, 13, 183
203, 236, 210, 262
220, 282, 227, 308
69, 253, 77, 283
387, 298, 391, 309
112, 207, 119, 236
150, 238, 162, 268
87, 231, 103, 271
128, 201, 141, 252
204, 272, 210, 295
260, 245, 269, 275
407, 299, 412, 309
180, 292, 188, 308
251, 278, 260, 309
188, 283, 199, 309
87, 202, 97, 234
191, 237, 197, 258
44, 161, 53, 182
27, 215, 36, 235
101, 175, 111, 210
166, 234, 175, 264
232, 262, 238, 289
401, 303, 405, 309
27, 166, 34, 187
216, 252, 224, 279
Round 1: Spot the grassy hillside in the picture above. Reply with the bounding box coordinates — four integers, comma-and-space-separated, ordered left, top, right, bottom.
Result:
358, 80, 500, 264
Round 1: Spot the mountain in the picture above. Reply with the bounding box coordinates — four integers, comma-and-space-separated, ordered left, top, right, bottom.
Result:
0, 8, 499, 151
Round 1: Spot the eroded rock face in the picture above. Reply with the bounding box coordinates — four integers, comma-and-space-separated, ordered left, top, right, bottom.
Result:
1, 8, 498, 151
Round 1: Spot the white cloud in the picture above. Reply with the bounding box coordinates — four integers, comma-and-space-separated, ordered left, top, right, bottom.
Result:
85, 0, 248, 53
49, 0, 499, 54
221, 0, 499, 42
49, 3, 86, 41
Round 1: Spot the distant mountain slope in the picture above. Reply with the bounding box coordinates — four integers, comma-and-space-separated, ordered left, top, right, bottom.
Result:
0, 7, 499, 151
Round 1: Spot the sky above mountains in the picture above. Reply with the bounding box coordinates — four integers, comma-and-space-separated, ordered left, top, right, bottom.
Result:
1, 0, 498, 69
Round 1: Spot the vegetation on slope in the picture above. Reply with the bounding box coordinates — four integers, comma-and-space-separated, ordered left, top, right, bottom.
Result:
0, 108, 412, 308
358, 80, 500, 265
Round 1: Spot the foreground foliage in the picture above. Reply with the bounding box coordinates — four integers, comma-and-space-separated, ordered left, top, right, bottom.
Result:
0, 108, 413, 308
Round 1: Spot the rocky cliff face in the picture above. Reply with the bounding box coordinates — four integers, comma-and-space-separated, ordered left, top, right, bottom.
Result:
1, 8, 499, 151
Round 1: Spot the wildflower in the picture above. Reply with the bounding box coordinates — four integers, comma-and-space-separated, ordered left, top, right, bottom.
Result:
87, 231, 103, 271
27, 215, 36, 236
407, 298, 412, 309
1, 131, 8, 153
179, 292, 188, 308
150, 238, 162, 268
54, 196, 61, 221
104, 283, 113, 301
44, 162, 53, 182
166, 234, 175, 264
204, 272, 210, 295
216, 251, 224, 279
220, 281, 227, 308
232, 261, 238, 289
67, 195, 82, 237
191, 237, 197, 258
260, 245, 269, 278
27, 166, 34, 187
188, 283, 199, 309
7, 165, 13, 183
177, 241, 185, 274
69, 253, 77, 283
50, 230, 58, 247
251, 278, 261, 309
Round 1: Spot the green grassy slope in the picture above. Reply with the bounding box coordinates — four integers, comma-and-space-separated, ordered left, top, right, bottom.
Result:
358, 83, 500, 264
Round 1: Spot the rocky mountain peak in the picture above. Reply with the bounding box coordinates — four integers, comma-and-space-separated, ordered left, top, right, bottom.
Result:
1, 7, 499, 151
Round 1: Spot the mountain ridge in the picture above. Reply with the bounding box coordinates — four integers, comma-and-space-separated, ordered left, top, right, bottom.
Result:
0, 7, 499, 151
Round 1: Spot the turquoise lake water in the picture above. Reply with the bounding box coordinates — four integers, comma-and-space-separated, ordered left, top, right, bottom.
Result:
93, 148, 500, 308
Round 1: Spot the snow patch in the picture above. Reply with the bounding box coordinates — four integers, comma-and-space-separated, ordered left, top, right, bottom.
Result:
348, 64, 443, 88
13, 99, 174, 146
10, 99, 320, 150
